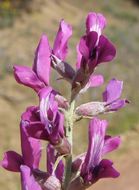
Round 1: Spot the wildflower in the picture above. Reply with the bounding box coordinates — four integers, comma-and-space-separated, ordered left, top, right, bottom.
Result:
0, 120, 44, 190
72, 12, 116, 99
22, 87, 70, 155
75, 78, 128, 118
14, 35, 51, 92
14, 20, 75, 93
69, 117, 120, 189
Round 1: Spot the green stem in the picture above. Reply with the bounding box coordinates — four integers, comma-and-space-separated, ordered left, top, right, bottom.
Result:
63, 100, 75, 190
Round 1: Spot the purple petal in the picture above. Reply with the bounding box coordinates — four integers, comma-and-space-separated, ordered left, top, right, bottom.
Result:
108, 99, 129, 111
53, 19, 72, 61
102, 136, 121, 155
47, 144, 64, 182
21, 106, 40, 122
20, 165, 42, 190
97, 159, 120, 179
79, 32, 98, 62
76, 43, 82, 69
33, 35, 51, 85
20, 121, 41, 169
78, 35, 90, 61
103, 79, 123, 103
89, 74, 104, 87
86, 12, 106, 35
51, 54, 75, 82
80, 74, 104, 93
39, 87, 57, 131
55, 94, 69, 110
55, 158, 64, 183
47, 144, 55, 175
43, 175, 61, 190
72, 153, 86, 173
13, 65, 45, 92
81, 117, 108, 175
0, 151, 23, 172
97, 35, 116, 64
50, 112, 64, 143
26, 122, 49, 141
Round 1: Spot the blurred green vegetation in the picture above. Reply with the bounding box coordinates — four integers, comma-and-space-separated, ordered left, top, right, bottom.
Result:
0, 0, 40, 28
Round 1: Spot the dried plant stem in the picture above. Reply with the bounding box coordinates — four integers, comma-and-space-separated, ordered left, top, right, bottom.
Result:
63, 100, 75, 189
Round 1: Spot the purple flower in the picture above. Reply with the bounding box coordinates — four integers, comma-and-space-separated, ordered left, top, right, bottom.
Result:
22, 87, 70, 155
70, 117, 120, 189
14, 35, 51, 92
53, 19, 72, 61
72, 12, 116, 99
86, 12, 107, 37
51, 19, 75, 82
1, 120, 64, 190
75, 78, 128, 118
0, 120, 45, 190
14, 20, 75, 92
79, 74, 104, 94
47, 144, 64, 183
103, 78, 129, 111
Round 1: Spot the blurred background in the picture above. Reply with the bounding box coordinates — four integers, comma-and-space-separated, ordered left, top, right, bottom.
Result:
0, 0, 139, 189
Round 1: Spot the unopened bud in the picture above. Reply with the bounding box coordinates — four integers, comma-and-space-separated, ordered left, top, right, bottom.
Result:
54, 137, 71, 155
55, 94, 69, 110
51, 54, 75, 83
75, 102, 105, 117
43, 176, 61, 190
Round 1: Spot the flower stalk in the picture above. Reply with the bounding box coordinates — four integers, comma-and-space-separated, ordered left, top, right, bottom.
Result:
64, 100, 75, 189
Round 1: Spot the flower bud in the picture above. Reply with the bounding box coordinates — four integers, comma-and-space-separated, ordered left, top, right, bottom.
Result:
43, 176, 61, 190
75, 102, 105, 117
51, 55, 75, 83
54, 137, 71, 155
55, 94, 69, 110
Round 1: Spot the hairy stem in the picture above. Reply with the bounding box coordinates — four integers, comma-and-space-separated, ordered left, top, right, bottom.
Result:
63, 100, 75, 189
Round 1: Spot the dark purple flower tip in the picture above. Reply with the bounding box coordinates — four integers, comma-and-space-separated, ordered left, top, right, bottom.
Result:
33, 34, 51, 86
53, 19, 72, 61
107, 99, 129, 111
13, 65, 45, 92
0, 151, 23, 172
83, 159, 120, 186
97, 159, 120, 179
